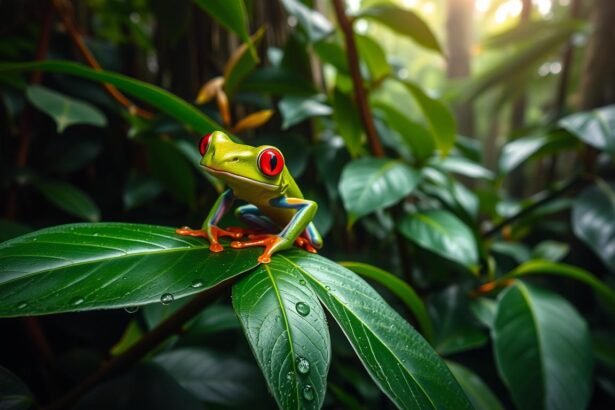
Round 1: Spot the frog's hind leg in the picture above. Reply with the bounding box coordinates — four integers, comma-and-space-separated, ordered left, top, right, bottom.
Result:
230, 204, 279, 235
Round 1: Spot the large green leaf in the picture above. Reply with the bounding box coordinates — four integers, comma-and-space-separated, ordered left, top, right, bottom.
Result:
154, 348, 269, 407
278, 94, 332, 129
193, 0, 251, 46
401, 80, 457, 156
503, 260, 615, 305
340, 261, 434, 341
0, 223, 260, 316
399, 210, 479, 270
355, 34, 390, 81
429, 156, 494, 180
559, 105, 615, 154
492, 281, 593, 410
0, 366, 34, 410
339, 157, 420, 226
572, 181, 615, 272
0, 61, 220, 133
332, 88, 364, 157
356, 4, 442, 54
279, 0, 333, 42
26, 85, 106, 133
498, 131, 578, 174
279, 251, 472, 409
232, 258, 330, 410
446, 361, 504, 410
34, 180, 101, 222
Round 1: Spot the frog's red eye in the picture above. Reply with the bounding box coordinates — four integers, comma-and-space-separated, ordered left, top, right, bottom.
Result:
258, 148, 284, 176
199, 133, 212, 156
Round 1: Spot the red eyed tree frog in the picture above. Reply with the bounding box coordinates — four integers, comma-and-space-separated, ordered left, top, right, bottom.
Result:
176, 131, 323, 263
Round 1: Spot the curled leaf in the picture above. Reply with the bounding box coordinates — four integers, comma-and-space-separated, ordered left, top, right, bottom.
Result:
231, 109, 274, 133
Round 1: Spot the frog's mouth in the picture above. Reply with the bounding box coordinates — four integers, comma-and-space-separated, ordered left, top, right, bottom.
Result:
204, 166, 279, 190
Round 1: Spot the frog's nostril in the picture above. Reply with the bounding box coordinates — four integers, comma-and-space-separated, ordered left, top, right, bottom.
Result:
232, 157, 239, 162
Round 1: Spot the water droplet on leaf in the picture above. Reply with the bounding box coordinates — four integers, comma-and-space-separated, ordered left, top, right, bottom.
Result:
303, 385, 314, 401
160, 293, 174, 305
295, 302, 310, 316
325, 285, 331, 291
286, 371, 294, 381
71, 297, 84, 306
190, 280, 203, 288
299, 279, 306, 285
16, 301, 27, 310
124, 306, 139, 313
296, 357, 310, 374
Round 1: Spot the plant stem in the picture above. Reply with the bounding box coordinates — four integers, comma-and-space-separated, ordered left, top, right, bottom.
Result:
482, 174, 582, 239
331, 0, 384, 157
44, 278, 237, 410
51, 0, 154, 119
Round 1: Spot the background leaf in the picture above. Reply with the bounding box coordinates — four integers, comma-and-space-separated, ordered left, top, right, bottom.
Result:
232, 259, 330, 410
0, 223, 260, 316
193, 0, 251, 45
339, 157, 420, 226
278, 95, 332, 129
147, 139, 196, 205
446, 361, 504, 410
279, 0, 333, 42
34, 180, 101, 222
399, 209, 479, 270
26, 85, 106, 133
559, 104, 615, 153
572, 181, 615, 272
492, 281, 593, 410
0, 366, 34, 410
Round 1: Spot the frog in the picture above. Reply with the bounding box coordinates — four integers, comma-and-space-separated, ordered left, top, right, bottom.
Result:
176, 131, 323, 263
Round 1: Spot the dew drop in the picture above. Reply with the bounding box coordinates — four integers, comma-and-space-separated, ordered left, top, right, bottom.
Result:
296, 357, 310, 374
299, 279, 306, 286
295, 302, 310, 316
70, 297, 84, 306
160, 293, 174, 305
16, 301, 27, 310
286, 371, 295, 381
124, 306, 139, 314
325, 285, 331, 291
190, 279, 204, 289
303, 385, 314, 401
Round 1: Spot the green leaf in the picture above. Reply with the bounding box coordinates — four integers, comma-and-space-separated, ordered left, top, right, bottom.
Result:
559, 105, 615, 154
154, 348, 269, 407
355, 34, 390, 81
313, 39, 348, 73
193, 0, 251, 47
232, 258, 330, 410
332, 88, 364, 157
339, 157, 420, 226
572, 181, 615, 271
469, 297, 497, 329
0, 61, 221, 134
279, 251, 472, 409
174, 139, 226, 193
399, 210, 479, 270
504, 260, 615, 306
0, 366, 34, 410
356, 4, 442, 54
492, 281, 593, 410
372, 101, 435, 160
400, 80, 457, 156
278, 95, 332, 129
430, 286, 488, 355
123, 174, 163, 211
279, 0, 333, 42
421, 168, 479, 222
498, 131, 578, 174
26, 85, 106, 133
147, 139, 196, 205
429, 156, 494, 180
34, 180, 101, 222
224, 27, 266, 96
483, 19, 584, 49
340, 261, 434, 341
74, 363, 201, 410
0, 223, 260, 317
531, 240, 569, 262
446, 361, 504, 410
241, 67, 317, 96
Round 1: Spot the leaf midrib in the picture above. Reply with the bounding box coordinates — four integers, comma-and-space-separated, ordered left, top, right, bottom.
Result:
280, 254, 436, 409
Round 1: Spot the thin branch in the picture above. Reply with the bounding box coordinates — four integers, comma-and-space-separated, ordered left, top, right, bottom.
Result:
51, 0, 154, 119
482, 174, 582, 238
331, 0, 384, 157
45, 278, 238, 410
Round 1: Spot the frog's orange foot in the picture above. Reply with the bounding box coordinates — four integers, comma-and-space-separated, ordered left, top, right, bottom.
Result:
176, 226, 207, 238
211, 226, 243, 240
225, 226, 264, 237
230, 234, 283, 264
295, 236, 318, 253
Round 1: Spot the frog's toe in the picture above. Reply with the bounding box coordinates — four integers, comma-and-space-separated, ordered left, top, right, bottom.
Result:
176, 226, 207, 238
257, 254, 272, 264
294, 236, 318, 253
209, 242, 224, 252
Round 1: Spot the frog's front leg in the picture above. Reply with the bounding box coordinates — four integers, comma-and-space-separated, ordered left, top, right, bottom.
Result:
176, 189, 242, 252
231, 197, 321, 263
